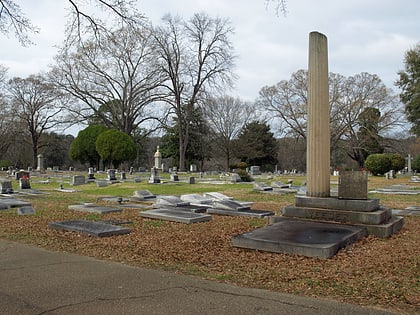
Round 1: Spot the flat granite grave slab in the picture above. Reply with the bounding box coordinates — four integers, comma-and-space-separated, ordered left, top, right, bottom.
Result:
17, 206, 36, 215
0, 198, 31, 209
49, 220, 131, 237
232, 218, 366, 258
68, 204, 122, 214
139, 209, 212, 224
207, 208, 274, 218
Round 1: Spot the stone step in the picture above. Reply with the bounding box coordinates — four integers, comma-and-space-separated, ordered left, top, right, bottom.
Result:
270, 215, 404, 239
281, 205, 392, 225
295, 195, 379, 212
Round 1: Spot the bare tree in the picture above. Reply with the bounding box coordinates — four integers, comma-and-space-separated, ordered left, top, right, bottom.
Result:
0, 0, 38, 46
203, 95, 256, 171
0, 0, 140, 45
52, 21, 166, 135
258, 70, 403, 167
0, 65, 19, 161
8, 74, 66, 168
153, 13, 236, 171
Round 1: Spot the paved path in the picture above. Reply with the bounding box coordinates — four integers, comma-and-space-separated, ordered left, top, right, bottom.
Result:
0, 239, 399, 315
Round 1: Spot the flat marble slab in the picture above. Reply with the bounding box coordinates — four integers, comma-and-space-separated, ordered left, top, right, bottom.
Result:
49, 220, 131, 237
139, 208, 212, 224
68, 204, 122, 214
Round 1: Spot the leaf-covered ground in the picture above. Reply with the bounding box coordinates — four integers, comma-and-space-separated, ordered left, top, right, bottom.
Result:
0, 175, 419, 314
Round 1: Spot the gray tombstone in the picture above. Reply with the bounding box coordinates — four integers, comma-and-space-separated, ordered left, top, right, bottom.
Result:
0, 180, 14, 194
230, 173, 241, 183
249, 166, 261, 176
88, 167, 95, 180
338, 171, 368, 200
170, 173, 179, 181
71, 175, 86, 186
189, 176, 195, 184
149, 168, 160, 184
19, 177, 31, 189
107, 169, 117, 181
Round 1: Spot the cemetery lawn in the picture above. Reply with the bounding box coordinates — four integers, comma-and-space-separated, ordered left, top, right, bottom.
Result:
0, 174, 419, 314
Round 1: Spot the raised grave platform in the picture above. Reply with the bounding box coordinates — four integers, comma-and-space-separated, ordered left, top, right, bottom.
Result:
232, 218, 366, 258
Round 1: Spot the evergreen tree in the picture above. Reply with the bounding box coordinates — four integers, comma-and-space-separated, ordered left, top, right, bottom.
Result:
396, 43, 420, 136
235, 121, 278, 172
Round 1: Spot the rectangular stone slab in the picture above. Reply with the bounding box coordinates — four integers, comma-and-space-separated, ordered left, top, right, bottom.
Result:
139, 209, 211, 224
68, 204, 122, 214
207, 208, 274, 218
295, 196, 379, 212
282, 205, 391, 225
232, 218, 366, 258
0, 198, 31, 208
49, 220, 131, 237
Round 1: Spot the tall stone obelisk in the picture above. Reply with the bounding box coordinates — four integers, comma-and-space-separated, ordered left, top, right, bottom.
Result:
306, 31, 330, 197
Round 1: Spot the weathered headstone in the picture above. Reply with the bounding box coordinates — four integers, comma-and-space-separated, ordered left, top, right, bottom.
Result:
149, 168, 160, 183
71, 175, 86, 186
19, 177, 31, 189
37, 154, 44, 171
230, 173, 241, 183
107, 169, 117, 181
188, 176, 195, 184
88, 167, 95, 181
0, 180, 13, 194
170, 173, 179, 181
338, 171, 368, 199
249, 166, 261, 176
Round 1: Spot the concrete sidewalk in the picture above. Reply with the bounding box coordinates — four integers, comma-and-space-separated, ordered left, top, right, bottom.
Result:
0, 239, 399, 315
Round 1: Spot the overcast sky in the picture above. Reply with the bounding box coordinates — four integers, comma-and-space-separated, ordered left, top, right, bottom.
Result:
1, 0, 419, 102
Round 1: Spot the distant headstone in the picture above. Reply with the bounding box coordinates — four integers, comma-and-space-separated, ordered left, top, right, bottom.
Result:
190, 164, 197, 172
37, 154, 44, 171
88, 167, 95, 180
17, 206, 35, 215
149, 168, 160, 183
96, 180, 108, 187
120, 172, 126, 180
170, 173, 179, 181
249, 166, 261, 176
19, 177, 31, 189
0, 180, 13, 194
71, 175, 86, 186
107, 169, 117, 181
230, 173, 241, 183
189, 176, 195, 184
15, 171, 30, 180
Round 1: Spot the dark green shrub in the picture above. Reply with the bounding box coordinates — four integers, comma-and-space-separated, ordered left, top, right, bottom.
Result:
412, 156, 420, 172
387, 153, 405, 172
364, 154, 392, 176
236, 169, 252, 182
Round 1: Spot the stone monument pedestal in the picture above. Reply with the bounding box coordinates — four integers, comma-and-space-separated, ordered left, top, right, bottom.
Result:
148, 168, 160, 184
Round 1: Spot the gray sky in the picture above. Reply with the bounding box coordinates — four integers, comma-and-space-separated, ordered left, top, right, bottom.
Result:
1, 0, 419, 102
